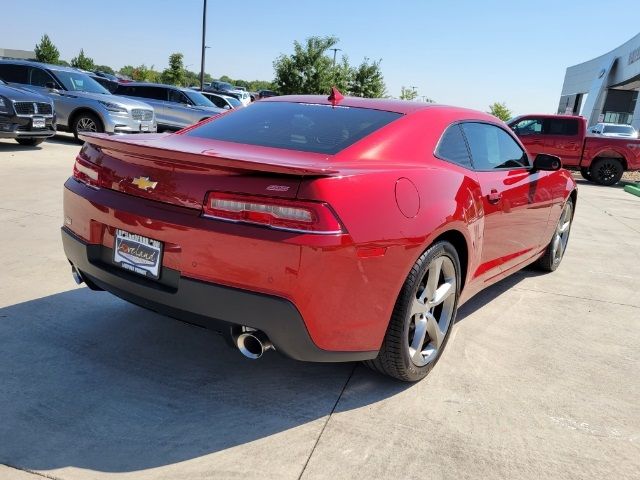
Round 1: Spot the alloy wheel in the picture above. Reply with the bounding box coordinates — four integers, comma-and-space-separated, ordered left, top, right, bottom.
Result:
596, 161, 619, 183
551, 202, 573, 264
408, 256, 457, 367
77, 117, 97, 132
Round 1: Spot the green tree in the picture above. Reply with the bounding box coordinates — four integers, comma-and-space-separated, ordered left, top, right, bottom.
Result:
332, 56, 353, 93
94, 65, 115, 75
349, 58, 386, 98
70, 49, 95, 71
400, 86, 418, 101
161, 53, 186, 86
273, 36, 339, 95
488, 102, 512, 121
34, 34, 60, 64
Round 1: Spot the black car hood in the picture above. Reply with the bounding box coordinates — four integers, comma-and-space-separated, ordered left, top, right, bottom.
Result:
0, 83, 50, 102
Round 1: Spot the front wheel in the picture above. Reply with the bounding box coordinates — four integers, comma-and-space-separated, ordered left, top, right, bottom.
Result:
590, 158, 624, 186
536, 198, 574, 272
365, 241, 460, 382
72, 112, 103, 140
15, 137, 46, 146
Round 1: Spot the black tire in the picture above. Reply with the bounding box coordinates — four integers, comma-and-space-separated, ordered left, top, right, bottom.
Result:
579, 167, 593, 182
71, 112, 103, 140
590, 158, 624, 186
365, 241, 460, 382
15, 137, 46, 146
536, 198, 574, 272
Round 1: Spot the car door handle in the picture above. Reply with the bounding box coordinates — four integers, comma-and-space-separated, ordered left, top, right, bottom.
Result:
487, 189, 502, 204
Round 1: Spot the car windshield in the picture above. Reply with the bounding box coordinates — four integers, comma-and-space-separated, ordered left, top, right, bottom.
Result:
217, 82, 234, 90
52, 70, 110, 94
185, 101, 402, 154
184, 90, 215, 107
603, 125, 634, 134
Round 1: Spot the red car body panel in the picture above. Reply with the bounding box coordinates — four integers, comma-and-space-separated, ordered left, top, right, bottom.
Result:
509, 114, 640, 171
62, 97, 576, 357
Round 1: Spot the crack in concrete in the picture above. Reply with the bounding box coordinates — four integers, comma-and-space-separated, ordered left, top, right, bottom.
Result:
297, 363, 357, 480
513, 286, 640, 309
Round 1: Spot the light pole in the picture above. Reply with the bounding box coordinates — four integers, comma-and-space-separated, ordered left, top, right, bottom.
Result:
199, 0, 207, 91
330, 48, 342, 67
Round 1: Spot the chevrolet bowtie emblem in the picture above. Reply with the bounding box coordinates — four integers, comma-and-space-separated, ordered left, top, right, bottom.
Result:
132, 176, 158, 190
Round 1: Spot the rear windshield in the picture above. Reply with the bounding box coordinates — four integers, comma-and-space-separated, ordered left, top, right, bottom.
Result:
185, 101, 402, 154
603, 125, 634, 134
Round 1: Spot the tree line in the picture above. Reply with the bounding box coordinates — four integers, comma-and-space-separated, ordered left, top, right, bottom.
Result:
31, 33, 513, 115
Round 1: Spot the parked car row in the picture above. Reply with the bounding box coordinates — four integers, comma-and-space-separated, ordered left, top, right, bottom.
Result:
0, 58, 285, 148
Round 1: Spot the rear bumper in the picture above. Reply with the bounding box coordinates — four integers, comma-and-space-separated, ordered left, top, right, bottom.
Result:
62, 227, 377, 362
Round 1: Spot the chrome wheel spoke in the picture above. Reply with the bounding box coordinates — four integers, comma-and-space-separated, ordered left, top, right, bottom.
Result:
425, 313, 444, 349
422, 257, 443, 302
409, 315, 428, 361
430, 281, 454, 307
410, 298, 426, 317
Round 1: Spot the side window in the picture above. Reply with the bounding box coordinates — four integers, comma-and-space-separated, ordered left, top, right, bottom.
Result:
29, 67, 56, 87
168, 89, 189, 104
512, 118, 543, 135
435, 124, 472, 169
546, 119, 579, 136
461, 123, 529, 170
0, 64, 29, 84
209, 96, 225, 108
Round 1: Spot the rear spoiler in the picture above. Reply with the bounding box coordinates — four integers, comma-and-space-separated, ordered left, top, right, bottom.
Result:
78, 132, 340, 176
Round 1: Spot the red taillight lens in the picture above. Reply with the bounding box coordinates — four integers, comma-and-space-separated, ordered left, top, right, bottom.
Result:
203, 192, 344, 234
72, 156, 100, 188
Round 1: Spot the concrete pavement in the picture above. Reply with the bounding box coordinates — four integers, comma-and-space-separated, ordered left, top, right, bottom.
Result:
1, 136, 639, 479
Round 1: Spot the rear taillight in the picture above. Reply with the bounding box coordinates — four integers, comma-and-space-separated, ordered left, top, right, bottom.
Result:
203, 192, 344, 234
73, 156, 101, 189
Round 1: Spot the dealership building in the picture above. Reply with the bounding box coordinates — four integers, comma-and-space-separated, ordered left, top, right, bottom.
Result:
558, 32, 640, 129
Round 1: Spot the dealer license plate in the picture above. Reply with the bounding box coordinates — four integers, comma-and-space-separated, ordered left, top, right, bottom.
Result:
32, 117, 45, 129
113, 229, 163, 279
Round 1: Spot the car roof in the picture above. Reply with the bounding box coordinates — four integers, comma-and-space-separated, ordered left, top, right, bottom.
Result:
262, 94, 488, 116
203, 91, 234, 100
0, 58, 84, 74
119, 82, 192, 92
596, 122, 634, 127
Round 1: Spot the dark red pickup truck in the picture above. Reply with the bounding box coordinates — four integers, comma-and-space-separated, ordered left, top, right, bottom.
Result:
508, 114, 640, 185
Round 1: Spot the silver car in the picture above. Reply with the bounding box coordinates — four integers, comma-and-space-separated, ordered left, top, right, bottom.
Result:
0, 60, 157, 139
589, 122, 638, 138
114, 83, 224, 130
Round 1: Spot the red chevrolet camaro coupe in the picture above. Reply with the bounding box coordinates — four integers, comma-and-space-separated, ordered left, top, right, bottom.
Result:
62, 94, 576, 381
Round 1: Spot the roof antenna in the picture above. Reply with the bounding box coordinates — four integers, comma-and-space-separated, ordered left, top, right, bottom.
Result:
328, 86, 344, 106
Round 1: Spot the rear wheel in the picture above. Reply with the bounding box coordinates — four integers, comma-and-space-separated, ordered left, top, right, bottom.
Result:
579, 167, 593, 182
536, 198, 574, 272
72, 112, 103, 140
15, 138, 46, 146
590, 158, 624, 186
365, 241, 460, 382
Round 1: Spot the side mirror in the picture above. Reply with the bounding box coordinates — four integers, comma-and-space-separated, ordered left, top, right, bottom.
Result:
532, 153, 562, 171
45, 82, 57, 91
223, 104, 231, 110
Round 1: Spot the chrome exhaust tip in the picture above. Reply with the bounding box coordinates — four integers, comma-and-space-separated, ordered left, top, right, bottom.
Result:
236, 330, 273, 359
71, 266, 84, 285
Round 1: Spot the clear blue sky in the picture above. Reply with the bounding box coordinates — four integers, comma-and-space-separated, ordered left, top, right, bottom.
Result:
2, 0, 639, 115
